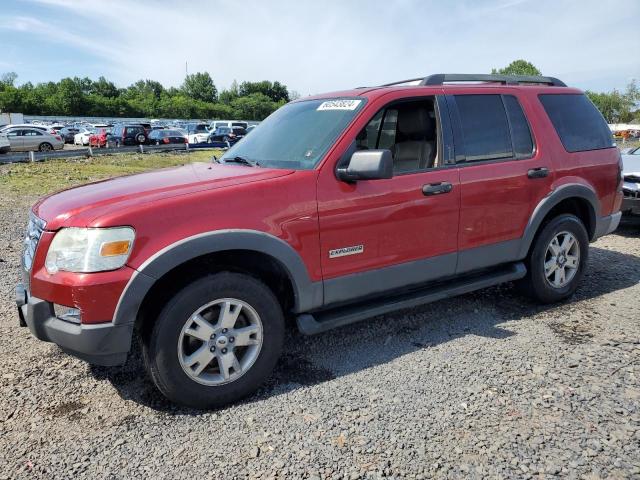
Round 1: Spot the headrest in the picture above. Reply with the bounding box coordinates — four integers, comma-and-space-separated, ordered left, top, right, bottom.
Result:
396, 107, 432, 139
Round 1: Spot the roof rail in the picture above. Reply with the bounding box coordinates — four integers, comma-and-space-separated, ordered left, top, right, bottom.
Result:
378, 74, 567, 88
422, 73, 566, 87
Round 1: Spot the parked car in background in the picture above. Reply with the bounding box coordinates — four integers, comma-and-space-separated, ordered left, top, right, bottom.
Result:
89, 128, 111, 148
210, 120, 249, 130
185, 123, 211, 144
621, 146, 640, 216
74, 127, 95, 146
245, 125, 256, 135
0, 132, 10, 153
0, 124, 55, 134
4, 127, 64, 151
58, 127, 80, 144
107, 124, 148, 147
207, 126, 246, 146
148, 129, 188, 145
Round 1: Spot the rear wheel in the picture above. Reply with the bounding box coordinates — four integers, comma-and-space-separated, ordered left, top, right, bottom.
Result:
520, 214, 588, 303
38, 142, 52, 152
142, 272, 284, 409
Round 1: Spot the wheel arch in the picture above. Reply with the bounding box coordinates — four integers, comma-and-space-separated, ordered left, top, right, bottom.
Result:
519, 184, 599, 259
113, 230, 323, 328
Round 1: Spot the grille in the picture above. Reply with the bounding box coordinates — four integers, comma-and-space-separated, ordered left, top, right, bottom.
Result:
23, 212, 46, 277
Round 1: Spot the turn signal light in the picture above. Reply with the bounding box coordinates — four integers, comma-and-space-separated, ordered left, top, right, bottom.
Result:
100, 240, 131, 257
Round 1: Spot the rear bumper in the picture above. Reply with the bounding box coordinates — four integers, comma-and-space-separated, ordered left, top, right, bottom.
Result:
594, 211, 622, 239
16, 283, 132, 366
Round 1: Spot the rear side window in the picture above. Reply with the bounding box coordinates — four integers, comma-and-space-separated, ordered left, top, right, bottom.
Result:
503, 95, 534, 159
539, 94, 613, 152
454, 95, 512, 161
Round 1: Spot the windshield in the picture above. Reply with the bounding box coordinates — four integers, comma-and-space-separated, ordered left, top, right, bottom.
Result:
221, 98, 365, 169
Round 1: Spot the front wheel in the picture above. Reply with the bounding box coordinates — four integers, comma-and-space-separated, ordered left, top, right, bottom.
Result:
142, 272, 285, 409
519, 214, 589, 303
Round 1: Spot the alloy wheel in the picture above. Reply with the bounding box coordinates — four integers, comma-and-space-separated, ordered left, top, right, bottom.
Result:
544, 231, 580, 288
177, 298, 263, 386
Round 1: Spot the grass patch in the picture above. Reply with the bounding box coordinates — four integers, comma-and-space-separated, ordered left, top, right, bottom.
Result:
0, 149, 223, 196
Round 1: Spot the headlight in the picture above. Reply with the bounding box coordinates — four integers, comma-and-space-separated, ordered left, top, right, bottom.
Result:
45, 227, 135, 274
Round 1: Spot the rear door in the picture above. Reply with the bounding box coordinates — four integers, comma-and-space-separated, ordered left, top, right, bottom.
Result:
446, 91, 553, 273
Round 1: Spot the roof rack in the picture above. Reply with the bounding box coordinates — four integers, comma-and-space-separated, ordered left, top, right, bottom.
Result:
381, 74, 567, 88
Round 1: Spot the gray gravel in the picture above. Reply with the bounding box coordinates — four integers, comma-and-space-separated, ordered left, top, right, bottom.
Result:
1, 193, 639, 479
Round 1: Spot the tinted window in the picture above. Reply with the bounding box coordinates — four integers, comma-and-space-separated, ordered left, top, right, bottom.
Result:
539, 94, 613, 152
503, 95, 534, 159
455, 94, 512, 161
127, 126, 143, 135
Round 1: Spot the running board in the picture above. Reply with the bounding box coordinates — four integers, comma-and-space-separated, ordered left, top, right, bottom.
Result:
296, 262, 526, 335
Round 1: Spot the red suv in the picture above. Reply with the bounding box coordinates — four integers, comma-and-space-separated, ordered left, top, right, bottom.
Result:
16, 74, 622, 408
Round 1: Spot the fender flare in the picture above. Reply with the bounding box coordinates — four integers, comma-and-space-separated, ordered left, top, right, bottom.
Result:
113, 230, 323, 325
518, 183, 599, 259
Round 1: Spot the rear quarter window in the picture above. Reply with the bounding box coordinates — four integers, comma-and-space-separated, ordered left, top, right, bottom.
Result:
539, 93, 613, 153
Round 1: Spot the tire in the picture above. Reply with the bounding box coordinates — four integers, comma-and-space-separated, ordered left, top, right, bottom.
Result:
519, 214, 589, 303
142, 272, 285, 409
136, 134, 146, 144
38, 142, 52, 152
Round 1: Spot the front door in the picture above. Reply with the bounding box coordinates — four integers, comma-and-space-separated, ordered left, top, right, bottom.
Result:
5, 129, 24, 151
317, 95, 460, 306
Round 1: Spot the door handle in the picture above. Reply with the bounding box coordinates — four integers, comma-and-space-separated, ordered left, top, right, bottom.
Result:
527, 167, 549, 179
422, 182, 453, 196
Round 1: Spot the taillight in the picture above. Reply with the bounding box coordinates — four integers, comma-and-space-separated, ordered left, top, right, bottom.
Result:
229, 133, 236, 138
617, 151, 624, 190
163, 138, 169, 144
184, 138, 188, 143
55, 135, 62, 141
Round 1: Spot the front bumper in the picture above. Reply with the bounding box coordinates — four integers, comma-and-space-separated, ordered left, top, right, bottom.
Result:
16, 283, 133, 366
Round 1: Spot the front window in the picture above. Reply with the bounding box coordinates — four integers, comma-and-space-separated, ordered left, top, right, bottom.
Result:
221, 98, 365, 169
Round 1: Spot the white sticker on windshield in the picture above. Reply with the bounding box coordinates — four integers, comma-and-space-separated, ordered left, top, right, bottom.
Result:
317, 100, 362, 111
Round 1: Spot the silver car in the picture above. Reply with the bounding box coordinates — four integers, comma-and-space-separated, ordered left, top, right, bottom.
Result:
621, 146, 640, 215
4, 127, 64, 152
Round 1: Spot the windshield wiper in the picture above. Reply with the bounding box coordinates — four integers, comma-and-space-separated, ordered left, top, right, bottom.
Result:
222, 156, 258, 167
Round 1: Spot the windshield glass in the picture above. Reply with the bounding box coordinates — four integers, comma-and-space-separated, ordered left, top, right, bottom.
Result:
221, 98, 365, 169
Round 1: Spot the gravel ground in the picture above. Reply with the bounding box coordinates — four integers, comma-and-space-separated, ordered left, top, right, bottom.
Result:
0, 192, 639, 479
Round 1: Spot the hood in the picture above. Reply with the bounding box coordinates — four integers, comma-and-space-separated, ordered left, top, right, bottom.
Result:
622, 154, 640, 177
34, 162, 294, 230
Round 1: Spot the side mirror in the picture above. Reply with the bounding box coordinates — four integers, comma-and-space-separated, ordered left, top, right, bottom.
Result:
336, 149, 393, 182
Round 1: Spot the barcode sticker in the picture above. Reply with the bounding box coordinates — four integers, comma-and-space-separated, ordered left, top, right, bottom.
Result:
317, 100, 362, 111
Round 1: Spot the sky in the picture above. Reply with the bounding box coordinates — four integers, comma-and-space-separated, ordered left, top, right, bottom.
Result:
0, 0, 638, 95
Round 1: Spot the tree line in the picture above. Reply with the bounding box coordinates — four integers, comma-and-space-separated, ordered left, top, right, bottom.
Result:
493, 60, 640, 124
0, 71, 296, 120
1, 63, 638, 123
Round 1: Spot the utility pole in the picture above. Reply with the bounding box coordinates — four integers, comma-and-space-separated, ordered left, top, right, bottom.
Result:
185, 61, 188, 78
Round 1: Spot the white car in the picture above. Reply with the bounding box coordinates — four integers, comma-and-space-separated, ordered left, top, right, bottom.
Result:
0, 132, 10, 154
74, 128, 95, 146
0, 124, 55, 134
185, 123, 211, 144
621, 146, 640, 216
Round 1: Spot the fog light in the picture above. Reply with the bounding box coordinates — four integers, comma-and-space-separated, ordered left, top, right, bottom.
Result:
53, 304, 81, 324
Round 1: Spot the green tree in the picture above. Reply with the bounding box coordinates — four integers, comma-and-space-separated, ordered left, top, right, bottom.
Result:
219, 80, 240, 105
586, 80, 640, 123
238, 80, 289, 102
181, 72, 218, 103
0, 72, 18, 88
492, 60, 542, 76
